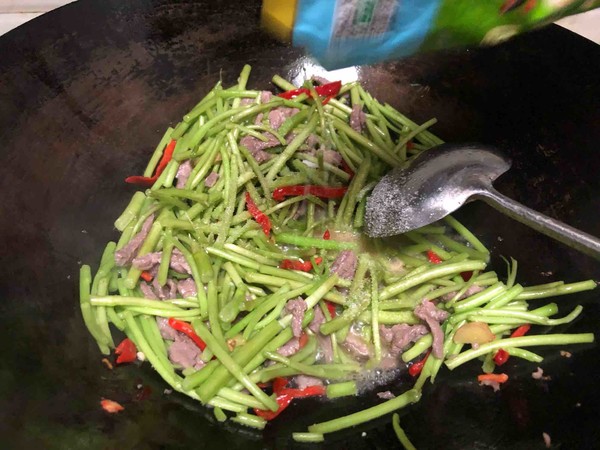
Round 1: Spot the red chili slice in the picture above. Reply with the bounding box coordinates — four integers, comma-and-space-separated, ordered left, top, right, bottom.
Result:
245, 192, 271, 237
254, 384, 325, 420
325, 301, 337, 318
167, 318, 207, 351
277, 81, 342, 102
115, 338, 137, 364
408, 350, 431, 377
272, 185, 347, 202
493, 324, 531, 366
427, 250, 443, 264
140, 271, 153, 282
279, 257, 322, 272
125, 139, 176, 186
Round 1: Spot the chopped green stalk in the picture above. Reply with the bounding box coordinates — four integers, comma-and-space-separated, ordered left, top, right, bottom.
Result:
452, 282, 506, 312
143, 127, 174, 176
264, 352, 359, 379
442, 216, 489, 254
266, 114, 318, 182
207, 280, 226, 347
91, 296, 187, 311
392, 413, 417, 450
516, 280, 597, 300
326, 381, 358, 399
171, 239, 209, 317
446, 334, 595, 370
393, 118, 437, 153
292, 432, 325, 443
192, 319, 279, 411
79, 266, 110, 354
371, 263, 382, 362
193, 248, 214, 283
331, 116, 402, 166
381, 260, 487, 300
275, 233, 358, 251
157, 232, 174, 286
308, 389, 421, 434
115, 191, 147, 231
231, 412, 266, 430
486, 284, 524, 309
213, 406, 227, 422
216, 134, 240, 245
467, 305, 583, 326
505, 347, 543, 363
505, 257, 518, 289
217, 387, 266, 410
206, 246, 260, 270
123, 312, 179, 389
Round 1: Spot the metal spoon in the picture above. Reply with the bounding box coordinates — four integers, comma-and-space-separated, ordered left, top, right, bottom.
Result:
364, 143, 600, 259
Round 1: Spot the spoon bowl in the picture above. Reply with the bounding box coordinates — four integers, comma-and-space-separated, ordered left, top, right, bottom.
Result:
365, 143, 600, 259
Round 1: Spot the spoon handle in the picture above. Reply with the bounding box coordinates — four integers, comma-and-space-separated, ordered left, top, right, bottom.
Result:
475, 187, 600, 260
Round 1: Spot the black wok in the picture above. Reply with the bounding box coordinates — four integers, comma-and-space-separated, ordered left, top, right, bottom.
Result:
0, 1, 598, 448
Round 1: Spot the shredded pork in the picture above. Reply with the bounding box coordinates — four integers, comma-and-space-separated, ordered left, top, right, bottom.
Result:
177, 278, 197, 298
175, 160, 193, 189
343, 329, 371, 359
350, 104, 367, 132
380, 323, 429, 357
330, 250, 358, 280
414, 300, 449, 359
204, 171, 219, 188
114, 215, 154, 266
285, 298, 307, 338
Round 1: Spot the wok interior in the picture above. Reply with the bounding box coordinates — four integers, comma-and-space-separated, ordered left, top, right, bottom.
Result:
0, 1, 599, 448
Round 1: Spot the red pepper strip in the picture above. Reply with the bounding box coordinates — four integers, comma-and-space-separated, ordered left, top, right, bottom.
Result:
254, 394, 294, 420
273, 377, 289, 394
140, 271, 153, 282
325, 301, 337, 318
406, 140, 414, 150
277, 87, 307, 100
125, 139, 177, 186
427, 250, 443, 264
315, 81, 342, 97
279, 257, 322, 272
277, 81, 342, 101
299, 332, 309, 349
167, 318, 207, 351
321, 94, 335, 106
340, 159, 355, 178
124, 175, 158, 187
115, 338, 137, 364
101, 399, 125, 413
478, 373, 509, 383
323, 229, 331, 240
493, 349, 510, 366
280, 385, 326, 398
254, 385, 326, 420
494, 324, 531, 366
511, 324, 531, 337
460, 271, 473, 282
245, 192, 271, 237
409, 350, 431, 377
272, 185, 348, 202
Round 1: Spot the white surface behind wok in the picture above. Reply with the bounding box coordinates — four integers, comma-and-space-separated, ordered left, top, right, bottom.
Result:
0, 1, 598, 44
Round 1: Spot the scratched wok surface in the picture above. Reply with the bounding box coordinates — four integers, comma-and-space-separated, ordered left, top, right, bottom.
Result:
0, 1, 599, 449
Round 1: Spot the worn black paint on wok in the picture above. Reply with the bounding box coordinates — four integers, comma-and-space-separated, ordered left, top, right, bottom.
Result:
0, 0, 598, 448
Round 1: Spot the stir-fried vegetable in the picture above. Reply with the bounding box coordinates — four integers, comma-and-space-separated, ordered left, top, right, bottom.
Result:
79, 65, 596, 445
